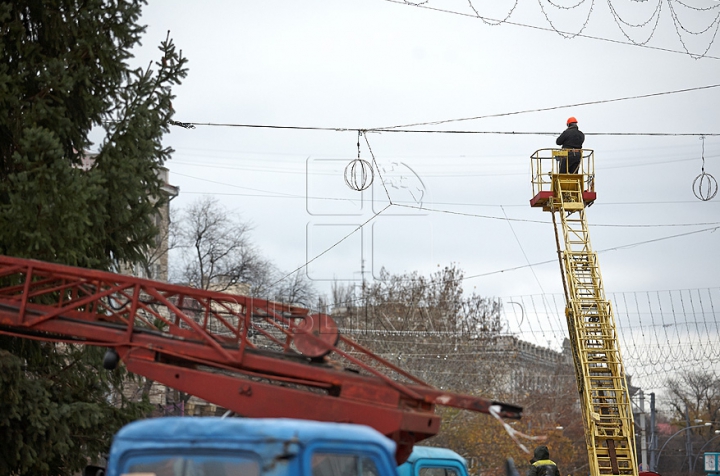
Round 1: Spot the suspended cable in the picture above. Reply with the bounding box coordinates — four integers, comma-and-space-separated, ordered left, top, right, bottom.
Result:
168, 83, 720, 134
171, 122, 720, 137
463, 224, 720, 280
270, 204, 392, 286
371, 83, 720, 130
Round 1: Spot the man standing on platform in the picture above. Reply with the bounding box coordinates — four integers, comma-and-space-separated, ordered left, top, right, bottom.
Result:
556, 117, 585, 173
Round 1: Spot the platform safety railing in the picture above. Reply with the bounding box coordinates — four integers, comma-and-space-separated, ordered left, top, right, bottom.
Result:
530, 148, 595, 198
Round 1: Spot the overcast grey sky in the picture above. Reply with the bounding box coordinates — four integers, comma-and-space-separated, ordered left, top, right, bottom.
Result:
115, 2, 720, 385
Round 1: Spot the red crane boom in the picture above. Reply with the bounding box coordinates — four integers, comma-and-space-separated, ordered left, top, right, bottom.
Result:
0, 255, 521, 462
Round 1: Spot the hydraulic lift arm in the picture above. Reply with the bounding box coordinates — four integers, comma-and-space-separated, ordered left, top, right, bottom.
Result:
530, 149, 638, 476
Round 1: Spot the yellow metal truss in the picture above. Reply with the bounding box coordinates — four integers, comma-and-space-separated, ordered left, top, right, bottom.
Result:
530, 149, 638, 476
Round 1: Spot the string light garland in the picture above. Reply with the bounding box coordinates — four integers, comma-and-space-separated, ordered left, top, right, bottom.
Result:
385, 0, 720, 59
467, 0, 519, 26
667, 0, 720, 59
333, 287, 720, 393
606, 0, 663, 47
537, 0, 595, 40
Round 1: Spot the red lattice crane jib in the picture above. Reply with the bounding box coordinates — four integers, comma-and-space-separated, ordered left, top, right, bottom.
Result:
0, 255, 522, 462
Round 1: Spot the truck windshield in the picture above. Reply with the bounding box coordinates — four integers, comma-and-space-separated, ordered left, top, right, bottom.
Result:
311, 453, 380, 476
121, 454, 260, 476
420, 468, 459, 476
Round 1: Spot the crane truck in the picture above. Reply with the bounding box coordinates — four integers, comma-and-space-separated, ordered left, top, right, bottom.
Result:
0, 254, 518, 475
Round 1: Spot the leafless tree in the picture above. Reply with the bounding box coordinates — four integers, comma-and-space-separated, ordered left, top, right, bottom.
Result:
172, 196, 318, 305
360, 265, 502, 336
163, 196, 321, 413
330, 281, 358, 311
656, 372, 720, 476
173, 196, 268, 292
665, 371, 720, 428
332, 265, 510, 394
271, 269, 317, 307
247, 262, 317, 307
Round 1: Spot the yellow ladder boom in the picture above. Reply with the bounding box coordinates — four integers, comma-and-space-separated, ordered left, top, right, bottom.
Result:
530, 149, 638, 476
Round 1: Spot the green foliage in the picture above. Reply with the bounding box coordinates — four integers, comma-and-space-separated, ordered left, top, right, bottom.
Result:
0, 1, 187, 474
0, 0, 187, 268
0, 341, 152, 475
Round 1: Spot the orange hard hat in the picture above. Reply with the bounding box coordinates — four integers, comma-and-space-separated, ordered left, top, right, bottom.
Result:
567, 116, 578, 125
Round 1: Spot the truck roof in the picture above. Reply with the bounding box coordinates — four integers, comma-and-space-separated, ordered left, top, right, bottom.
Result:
403, 446, 467, 465
396, 446, 468, 476
397, 445, 468, 476
111, 416, 396, 454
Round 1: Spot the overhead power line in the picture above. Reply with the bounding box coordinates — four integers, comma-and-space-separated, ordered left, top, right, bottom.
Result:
174, 122, 720, 136
371, 130, 720, 136
463, 224, 720, 280
372, 83, 720, 130
171, 83, 720, 134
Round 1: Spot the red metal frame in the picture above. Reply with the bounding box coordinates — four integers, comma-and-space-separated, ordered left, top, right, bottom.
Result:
530, 190, 597, 208
0, 255, 522, 462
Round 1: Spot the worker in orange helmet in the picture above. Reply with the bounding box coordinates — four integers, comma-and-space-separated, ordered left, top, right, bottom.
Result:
555, 116, 585, 173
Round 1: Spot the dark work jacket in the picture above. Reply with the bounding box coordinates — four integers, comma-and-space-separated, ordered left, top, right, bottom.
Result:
527, 459, 561, 476
556, 124, 585, 149
527, 446, 561, 476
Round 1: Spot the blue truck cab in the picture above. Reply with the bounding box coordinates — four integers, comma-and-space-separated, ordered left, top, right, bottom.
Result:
103, 417, 398, 476
398, 447, 469, 476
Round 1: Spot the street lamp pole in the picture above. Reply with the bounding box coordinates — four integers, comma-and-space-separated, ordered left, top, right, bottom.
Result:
654, 423, 712, 471
686, 410, 693, 476
691, 431, 720, 472
650, 393, 657, 472
640, 391, 648, 471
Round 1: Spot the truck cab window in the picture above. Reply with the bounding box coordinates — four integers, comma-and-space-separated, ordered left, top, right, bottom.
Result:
311, 453, 380, 476
420, 467, 459, 476
122, 454, 260, 476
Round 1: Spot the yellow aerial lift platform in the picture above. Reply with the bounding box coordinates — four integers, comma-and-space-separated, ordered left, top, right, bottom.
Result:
530, 148, 638, 476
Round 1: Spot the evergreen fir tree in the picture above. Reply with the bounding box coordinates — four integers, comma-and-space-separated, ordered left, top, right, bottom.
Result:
0, 1, 188, 474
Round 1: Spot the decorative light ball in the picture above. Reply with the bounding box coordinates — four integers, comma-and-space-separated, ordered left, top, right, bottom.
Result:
692, 172, 718, 201
344, 158, 374, 191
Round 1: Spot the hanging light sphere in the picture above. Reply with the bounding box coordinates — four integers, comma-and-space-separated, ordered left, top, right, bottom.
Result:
344, 158, 374, 191
692, 172, 718, 201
